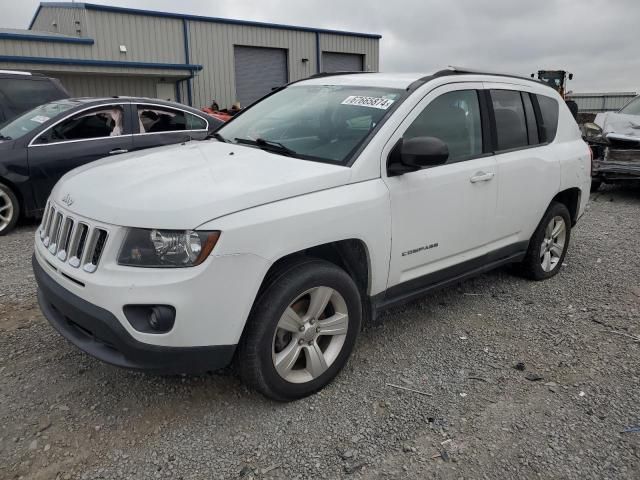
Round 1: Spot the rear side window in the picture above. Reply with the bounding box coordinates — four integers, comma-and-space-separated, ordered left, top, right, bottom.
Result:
535, 94, 559, 143
404, 89, 483, 162
0, 78, 66, 118
137, 106, 207, 133
490, 90, 528, 151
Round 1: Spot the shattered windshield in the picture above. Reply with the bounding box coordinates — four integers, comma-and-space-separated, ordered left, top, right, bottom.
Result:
619, 96, 640, 116
216, 85, 404, 165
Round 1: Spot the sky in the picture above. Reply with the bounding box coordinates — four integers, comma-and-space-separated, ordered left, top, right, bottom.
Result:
4, 0, 639, 93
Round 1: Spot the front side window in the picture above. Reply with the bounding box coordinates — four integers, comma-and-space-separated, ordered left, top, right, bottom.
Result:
0, 100, 80, 141
36, 105, 125, 144
491, 90, 528, 150
137, 106, 207, 133
403, 89, 483, 162
216, 85, 404, 165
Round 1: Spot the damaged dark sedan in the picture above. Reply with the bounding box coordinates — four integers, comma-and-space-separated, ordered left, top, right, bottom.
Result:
583, 95, 640, 191
0, 97, 222, 235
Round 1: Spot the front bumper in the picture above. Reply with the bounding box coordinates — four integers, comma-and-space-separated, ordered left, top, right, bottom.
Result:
34, 255, 236, 374
591, 144, 640, 181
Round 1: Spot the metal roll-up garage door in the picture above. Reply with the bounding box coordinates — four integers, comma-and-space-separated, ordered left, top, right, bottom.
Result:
322, 52, 364, 72
234, 46, 288, 107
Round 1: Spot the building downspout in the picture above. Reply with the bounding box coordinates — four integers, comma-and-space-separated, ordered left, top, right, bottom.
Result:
182, 18, 193, 106
315, 31, 321, 74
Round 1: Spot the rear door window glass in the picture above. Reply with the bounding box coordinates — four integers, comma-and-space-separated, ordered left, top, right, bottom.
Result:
535, 94, 560, 143
490, 90, 528, 150
186, 113, 207, 130
138, 106, 207, 133
404, 89, 483, 162
37, 105, 125, 144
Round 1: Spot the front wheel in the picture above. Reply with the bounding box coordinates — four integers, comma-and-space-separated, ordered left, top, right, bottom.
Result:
238, 258, 361, 401
519, 202, 571, 281
0, 183, 19, 236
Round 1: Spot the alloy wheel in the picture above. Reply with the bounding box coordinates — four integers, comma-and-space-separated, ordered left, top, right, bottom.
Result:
272, 286, 349, 384
0, 190, 14, 233
540, 215, 566, 272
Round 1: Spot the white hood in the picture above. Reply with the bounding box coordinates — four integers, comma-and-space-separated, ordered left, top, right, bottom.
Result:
51, 141, 352, 228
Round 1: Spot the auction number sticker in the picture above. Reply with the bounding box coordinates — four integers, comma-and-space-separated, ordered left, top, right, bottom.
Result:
341, 96, 395, 110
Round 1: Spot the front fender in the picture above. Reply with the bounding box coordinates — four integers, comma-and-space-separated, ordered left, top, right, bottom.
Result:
198, 180, 392, 296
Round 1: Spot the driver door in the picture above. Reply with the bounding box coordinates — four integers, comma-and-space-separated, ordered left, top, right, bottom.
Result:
382, 83, 498, 297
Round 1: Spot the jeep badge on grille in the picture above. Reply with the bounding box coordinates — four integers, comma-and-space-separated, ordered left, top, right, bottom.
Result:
61, 194, 74, 207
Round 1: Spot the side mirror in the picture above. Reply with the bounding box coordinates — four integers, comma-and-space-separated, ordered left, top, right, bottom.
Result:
388, 136, 449, 175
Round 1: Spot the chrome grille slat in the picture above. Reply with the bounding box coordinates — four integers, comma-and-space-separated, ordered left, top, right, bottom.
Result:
48, 212, 63, 254
43, 206, 56, 247
39, 202, 108, 273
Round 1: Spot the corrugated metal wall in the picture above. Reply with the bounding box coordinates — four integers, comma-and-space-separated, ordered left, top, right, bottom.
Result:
8, 6, 381, 109
88, 10, 185, 63
566, 92, 637, 113
319, 33, 379, 72
50, 73, 159, 98
188, 21, 317, 108
30, 6, 88, 37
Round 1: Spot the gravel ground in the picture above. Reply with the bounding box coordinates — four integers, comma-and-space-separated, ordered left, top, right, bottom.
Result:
1, 185, 639, 480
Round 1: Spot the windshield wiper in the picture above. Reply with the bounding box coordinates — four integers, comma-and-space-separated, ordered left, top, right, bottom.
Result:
234, 137, 298, 157
206, 132, 227, 142
0, 134, 11, 141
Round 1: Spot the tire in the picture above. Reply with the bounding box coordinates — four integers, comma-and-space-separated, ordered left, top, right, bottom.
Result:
0, 183, 19, 236
237, 258, 362, 401
519, 202, 571, 281
590, 180, 602, 192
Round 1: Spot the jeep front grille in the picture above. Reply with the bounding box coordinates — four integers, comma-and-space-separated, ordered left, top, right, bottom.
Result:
39, 202, 109, 273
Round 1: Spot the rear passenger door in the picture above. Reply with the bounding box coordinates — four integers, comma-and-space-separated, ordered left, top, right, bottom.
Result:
131, 104, 210, 152
483, 84, 561, 246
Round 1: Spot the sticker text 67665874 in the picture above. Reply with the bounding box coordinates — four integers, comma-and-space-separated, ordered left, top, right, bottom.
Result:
341, 96, 395, 110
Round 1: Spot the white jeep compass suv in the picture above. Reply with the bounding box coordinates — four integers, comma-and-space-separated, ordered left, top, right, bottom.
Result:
33, 68, 591, 401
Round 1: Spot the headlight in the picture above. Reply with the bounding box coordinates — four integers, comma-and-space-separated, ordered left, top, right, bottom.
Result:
581, 122, 604, 141
118, 229, 220, 267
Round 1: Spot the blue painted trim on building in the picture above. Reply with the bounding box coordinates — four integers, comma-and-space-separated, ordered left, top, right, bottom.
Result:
182, 19, 193, 106
0, 32, 94, 44
0, 55, 203, 71
35, 2, 382, 39
315, 32, 321, 74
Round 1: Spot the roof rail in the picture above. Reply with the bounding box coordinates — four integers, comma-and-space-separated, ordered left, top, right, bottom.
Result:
406, 66, 552, 92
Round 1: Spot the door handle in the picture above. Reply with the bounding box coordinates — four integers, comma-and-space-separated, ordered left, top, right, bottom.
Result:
109, 148, 128, 155
470, 172, 495, 183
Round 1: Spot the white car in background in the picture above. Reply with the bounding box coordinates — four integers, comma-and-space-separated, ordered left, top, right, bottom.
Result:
33, 68, 591, 401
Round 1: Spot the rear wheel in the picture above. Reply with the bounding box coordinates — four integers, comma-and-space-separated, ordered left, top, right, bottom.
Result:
519, 202, 571, 280
0, 183, 19, 236
238, 258, 361, 401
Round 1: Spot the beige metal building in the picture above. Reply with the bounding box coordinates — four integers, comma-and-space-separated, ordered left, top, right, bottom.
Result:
0, 2, 380, 109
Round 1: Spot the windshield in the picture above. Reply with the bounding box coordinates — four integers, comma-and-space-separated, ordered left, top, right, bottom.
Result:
216, 85, 404, 165
619, 96, 640, 116
0, 99, 80, 141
